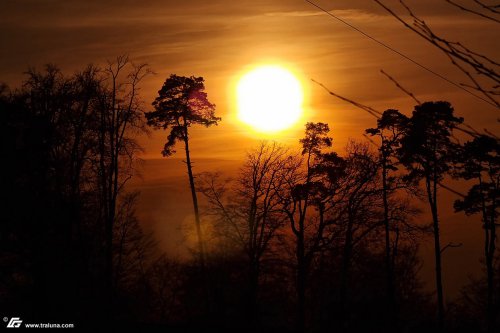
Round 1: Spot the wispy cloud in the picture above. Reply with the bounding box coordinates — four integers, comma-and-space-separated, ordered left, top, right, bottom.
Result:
0, 0, 497, 153
265, 8, 386, 22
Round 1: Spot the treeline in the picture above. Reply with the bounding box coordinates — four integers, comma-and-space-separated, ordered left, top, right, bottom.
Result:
1, 62, 499, 333
0, 58, 167, 326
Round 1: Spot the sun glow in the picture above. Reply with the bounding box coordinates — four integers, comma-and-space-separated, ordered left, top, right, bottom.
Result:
236, 65, 304, 133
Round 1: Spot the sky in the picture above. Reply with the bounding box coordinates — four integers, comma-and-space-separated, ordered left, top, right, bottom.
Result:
1, 0, 498, 159
1, 0, 499, 298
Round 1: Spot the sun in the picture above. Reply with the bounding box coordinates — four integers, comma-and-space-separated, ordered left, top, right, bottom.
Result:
236, 65, 304, 133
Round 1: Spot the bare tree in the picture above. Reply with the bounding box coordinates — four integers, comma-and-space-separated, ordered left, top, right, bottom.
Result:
199, 142, 291, 324
1, 59, 150, 322
112, 191, 185, 323
113, 191, 157, 291
93, 55, 151, 315
336, 141, 381, 327
146, 255, 184, 322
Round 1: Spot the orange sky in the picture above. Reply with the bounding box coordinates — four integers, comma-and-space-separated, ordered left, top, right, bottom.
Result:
1, 0, 498, 159
1, 0, 499, 299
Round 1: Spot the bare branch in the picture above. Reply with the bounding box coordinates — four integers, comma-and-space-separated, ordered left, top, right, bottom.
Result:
440, 242, 463, 254
311, 79, 382, 118
380, 69, 421, 105
474, 0, 500, 14
438, 182, 466, 198
446, 0, 500, 23
374, 0, 500, 109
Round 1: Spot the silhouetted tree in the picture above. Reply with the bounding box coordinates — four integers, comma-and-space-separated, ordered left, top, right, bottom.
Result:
146, 255, 184, 322
145, 74, 220, 268
0, 60, 164, 326
111, 191, 167, 322
0, 64, 110, 320
3, 59, 487, 332
113, 191, 157, 291
398, 101, 463, 330
278, 123, 347, 332
454, 134, 500, 333
199, 142, 291, 325
0, 77, 59, 318
336, 141, 380, 329
94, 56, 150, 316
366, 109, 409, 320
296, 122, 330, 333
66, 65, 101, 236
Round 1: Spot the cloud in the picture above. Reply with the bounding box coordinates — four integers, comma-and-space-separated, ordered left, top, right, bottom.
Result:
1, 0, 497, 145
264, 8, 386, 22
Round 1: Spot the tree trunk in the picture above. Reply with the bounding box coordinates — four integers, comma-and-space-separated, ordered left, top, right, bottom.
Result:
105, 211, 114, 317
486, 216, 496, 333
182, 128, 211, 319
477, 176, 496, 333
382, 158, 395, 319
426, 177, 445, 331
339, 204, 354, 331
183, 133, 206, 268
248, 258, 260, 327
296, 230, 306, 333
488, 180, 497, 333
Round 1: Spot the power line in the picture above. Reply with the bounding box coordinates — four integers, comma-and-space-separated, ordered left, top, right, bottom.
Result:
304, 0, 498, 108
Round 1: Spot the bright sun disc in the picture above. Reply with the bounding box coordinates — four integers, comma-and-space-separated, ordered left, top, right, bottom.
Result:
237, 65, 303, 133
